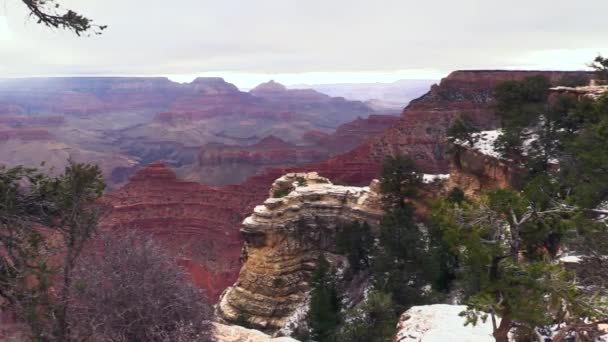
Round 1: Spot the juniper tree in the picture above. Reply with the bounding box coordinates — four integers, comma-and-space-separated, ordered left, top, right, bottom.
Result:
0, 161, 106, 341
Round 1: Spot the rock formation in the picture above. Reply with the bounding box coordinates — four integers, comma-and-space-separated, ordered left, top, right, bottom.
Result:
446, 141, 523, 198
217, 172, 384, 332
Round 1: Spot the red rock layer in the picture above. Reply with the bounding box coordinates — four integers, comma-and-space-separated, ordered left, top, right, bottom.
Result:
0, 129, 53, 141
101, 162, 272, 302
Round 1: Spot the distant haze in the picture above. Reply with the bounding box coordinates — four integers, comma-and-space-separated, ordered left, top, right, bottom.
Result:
288, 79, 436, 111
1, 0, 607, 88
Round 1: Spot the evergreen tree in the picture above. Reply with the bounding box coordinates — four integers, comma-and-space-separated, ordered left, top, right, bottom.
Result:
493, 75, 551, 158
337, 291, 396, 342
308, 254, 341, 342
335, 221, 373, 273
380, 155, 422, 208
372, 206, 433, 312
431, 188, 607, 342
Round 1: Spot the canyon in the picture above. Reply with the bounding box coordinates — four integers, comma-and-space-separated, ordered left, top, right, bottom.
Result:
0, 77, 391, 187
3, 70, 598, 341
99, 70, 594, 307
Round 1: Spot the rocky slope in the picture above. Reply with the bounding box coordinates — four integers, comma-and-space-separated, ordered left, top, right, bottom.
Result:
217, 172, 384, 332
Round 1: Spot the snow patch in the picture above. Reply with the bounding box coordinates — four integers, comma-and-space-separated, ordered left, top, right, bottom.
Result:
559, 255, 582, 264
422, 174, 450, 184
455, 130, 503, 158
395, 304, 495, 342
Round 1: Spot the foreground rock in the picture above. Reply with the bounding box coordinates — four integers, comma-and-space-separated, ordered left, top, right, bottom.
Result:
217, 172, 384, 333
395, 305, 494, 342
214, 323, 298, 342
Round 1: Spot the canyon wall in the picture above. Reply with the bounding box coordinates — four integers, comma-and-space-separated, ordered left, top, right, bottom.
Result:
368, 70, 593, 173
179, 115, 399, 185
217, 172, 384, 333
100, 162, 269, 300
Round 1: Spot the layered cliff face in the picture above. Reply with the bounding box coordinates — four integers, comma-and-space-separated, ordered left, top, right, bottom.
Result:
180, 136, 328, 185
369, 70, 593, 173
217, 172, 384, 332
178, 115, 398, 185
100, 162, 269, 301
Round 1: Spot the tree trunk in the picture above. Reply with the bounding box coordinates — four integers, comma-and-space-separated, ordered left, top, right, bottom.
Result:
493, 314, 512, 342
56, 242, 74, 341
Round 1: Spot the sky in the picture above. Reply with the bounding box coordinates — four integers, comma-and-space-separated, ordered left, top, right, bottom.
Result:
1, 0, 607, 88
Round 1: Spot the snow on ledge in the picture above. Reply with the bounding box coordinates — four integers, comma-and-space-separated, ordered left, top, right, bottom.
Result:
559, 255, 582, 264
396, 304, 495, 342
455, 130, 503, 158
423, 174, 450, 184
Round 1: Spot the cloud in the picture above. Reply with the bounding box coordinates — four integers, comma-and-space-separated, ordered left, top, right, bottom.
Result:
0, 0, 606, 86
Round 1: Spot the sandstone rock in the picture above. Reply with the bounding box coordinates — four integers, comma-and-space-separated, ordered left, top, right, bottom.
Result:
446, 145, 522, 198
394, 304, 494, 342
217, 173, 383, 333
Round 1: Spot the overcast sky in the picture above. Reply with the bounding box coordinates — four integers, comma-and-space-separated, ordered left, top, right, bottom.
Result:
1, 0, 607, 88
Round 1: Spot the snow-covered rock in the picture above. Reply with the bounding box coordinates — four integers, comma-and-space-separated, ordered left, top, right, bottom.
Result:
395, 305, 495, 342
455, 130, 503, 158
422, 174, 450, 184
213, 323, 299, 342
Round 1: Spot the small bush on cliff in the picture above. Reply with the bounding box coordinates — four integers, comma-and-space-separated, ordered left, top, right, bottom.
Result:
272, 187, 290, 198
308, 254, 341, 342
447, 114, 480, 147
69, 230, 214, 341
447, 187, 466, 203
